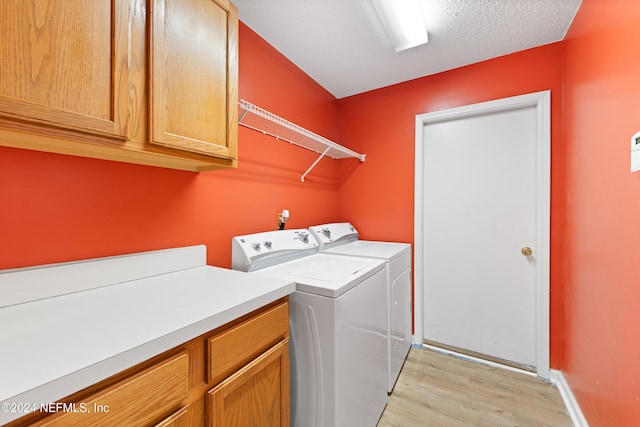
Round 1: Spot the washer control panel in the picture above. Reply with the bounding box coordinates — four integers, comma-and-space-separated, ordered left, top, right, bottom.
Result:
308, 222, 358, 249
231, 229, 318, 272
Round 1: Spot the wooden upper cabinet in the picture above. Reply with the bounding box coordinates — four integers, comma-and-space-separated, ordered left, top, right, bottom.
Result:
0, 0, 129, 138
150, 0, 238, 161
0, 0, 238, 172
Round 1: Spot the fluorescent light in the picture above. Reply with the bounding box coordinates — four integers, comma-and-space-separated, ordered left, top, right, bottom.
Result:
371, 0, 428, 52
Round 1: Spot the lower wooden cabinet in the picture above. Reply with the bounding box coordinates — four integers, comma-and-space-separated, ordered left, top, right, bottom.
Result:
207, 339, 290, 427
7, 298, 289, 427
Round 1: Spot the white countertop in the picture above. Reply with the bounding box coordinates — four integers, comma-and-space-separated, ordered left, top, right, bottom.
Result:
0, 247, 295, 425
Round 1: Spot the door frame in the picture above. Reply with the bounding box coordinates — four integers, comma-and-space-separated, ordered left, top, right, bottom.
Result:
413, 91, 551, 378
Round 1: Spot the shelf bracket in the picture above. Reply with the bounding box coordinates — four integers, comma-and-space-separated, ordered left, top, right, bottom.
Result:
301, 146, 332, 182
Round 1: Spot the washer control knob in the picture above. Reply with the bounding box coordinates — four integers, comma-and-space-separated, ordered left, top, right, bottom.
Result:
322, 228, 331, 238
252, 243, 261, 251
264, 241, 272, 249
299, 233, 309, 244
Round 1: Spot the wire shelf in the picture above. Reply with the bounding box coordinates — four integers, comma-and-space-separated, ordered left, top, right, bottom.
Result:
238, 99, 365, 181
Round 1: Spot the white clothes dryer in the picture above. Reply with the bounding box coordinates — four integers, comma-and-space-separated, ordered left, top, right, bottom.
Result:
232, 229, 388, 427
309, 222, 412, 393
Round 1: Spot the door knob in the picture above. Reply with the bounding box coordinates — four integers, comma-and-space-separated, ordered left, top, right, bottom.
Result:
521, 246, 533, 256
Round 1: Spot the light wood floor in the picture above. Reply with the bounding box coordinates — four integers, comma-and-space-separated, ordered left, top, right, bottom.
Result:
378, 347, 573, 427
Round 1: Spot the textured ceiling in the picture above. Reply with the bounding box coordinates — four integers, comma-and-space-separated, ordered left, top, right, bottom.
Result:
234, 0, 582, 99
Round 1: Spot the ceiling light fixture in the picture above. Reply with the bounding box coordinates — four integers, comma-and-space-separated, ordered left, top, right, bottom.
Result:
371, 0, 428, 52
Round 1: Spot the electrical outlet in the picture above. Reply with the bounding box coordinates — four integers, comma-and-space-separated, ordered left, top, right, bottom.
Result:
631, 131, 640, 172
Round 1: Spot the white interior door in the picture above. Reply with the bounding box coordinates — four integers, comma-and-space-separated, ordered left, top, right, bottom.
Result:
413, 92, 550, 377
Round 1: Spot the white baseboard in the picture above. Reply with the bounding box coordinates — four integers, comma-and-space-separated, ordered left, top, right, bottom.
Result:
550, 369, 589, 427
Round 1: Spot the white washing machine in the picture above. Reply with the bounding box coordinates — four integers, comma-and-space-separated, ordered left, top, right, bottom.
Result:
232, 229, 388, 427
309, 222, 412, 393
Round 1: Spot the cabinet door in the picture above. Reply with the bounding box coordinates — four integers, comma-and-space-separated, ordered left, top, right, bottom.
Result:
0, 0, 129, 138
150, 0, 238, 160
207, 339, 290, 427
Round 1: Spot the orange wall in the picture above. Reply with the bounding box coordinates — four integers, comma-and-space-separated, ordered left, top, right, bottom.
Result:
336, 43, 565, 368
0, 23, 341, 270
563, 0, 640, 424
